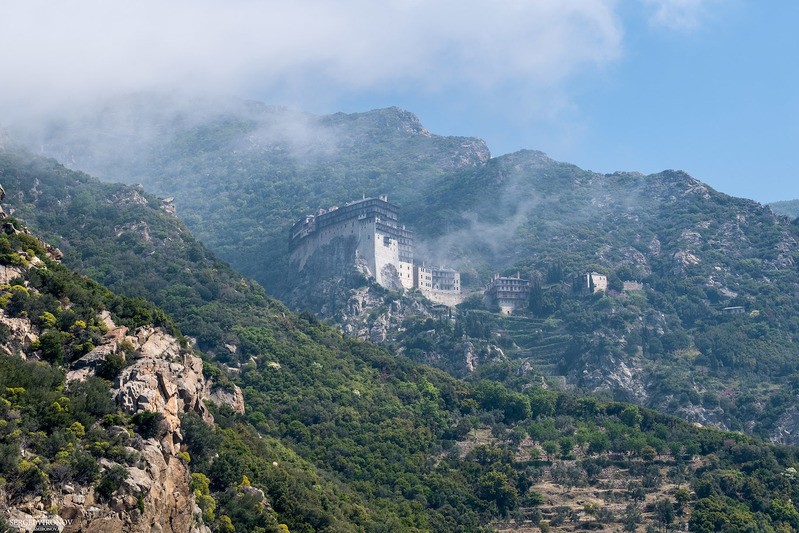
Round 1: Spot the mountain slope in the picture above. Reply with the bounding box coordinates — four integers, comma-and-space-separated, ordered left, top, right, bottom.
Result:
0, 143, 520, 530
14, 98, 799, 447
8, 136, 799, 530
13, 94, 489, 294
0, 212, 263, 532
415, 150, 799, 437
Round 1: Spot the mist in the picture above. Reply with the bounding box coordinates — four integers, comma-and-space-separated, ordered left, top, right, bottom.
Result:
0, 1, 622, 127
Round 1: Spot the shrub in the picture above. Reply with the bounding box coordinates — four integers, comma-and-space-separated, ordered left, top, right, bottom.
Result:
73, 450, 100, 484
131, 411, 165, 440
97, 353, 126, 380
95, 465, 129, 501
39, 330, 67, 365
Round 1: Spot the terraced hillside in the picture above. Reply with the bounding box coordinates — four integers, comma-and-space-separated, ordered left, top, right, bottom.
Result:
491, 314, 572, 377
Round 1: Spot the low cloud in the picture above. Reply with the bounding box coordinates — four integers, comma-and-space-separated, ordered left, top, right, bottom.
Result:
642, 0, 720, 31
0, 0, 622, 119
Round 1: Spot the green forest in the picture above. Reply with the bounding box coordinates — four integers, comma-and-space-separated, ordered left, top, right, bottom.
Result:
3, 143, 799, 531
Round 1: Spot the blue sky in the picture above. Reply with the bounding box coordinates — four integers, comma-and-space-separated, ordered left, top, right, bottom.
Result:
1, 1, 796, 202
324, 2, 798, 203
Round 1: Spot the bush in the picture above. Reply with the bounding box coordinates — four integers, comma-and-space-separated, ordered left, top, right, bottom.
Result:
39, 330, 67, 365
97, 353, 126, 380
67, 378, 115, 427
73, 450, 100, 484
131, 411, 165, 440
95, 465, 129, 501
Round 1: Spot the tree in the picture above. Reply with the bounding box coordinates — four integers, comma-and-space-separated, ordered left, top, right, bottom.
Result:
619, 406, 643, 428
653, 499, 675, 529
95, 465, 129, 501
689, 497, 757, 533
542, 441, 559, 461
623, 503, 641, 532
477, 471, 518, 515
132, 411, 165, 439
38, 330, 66, 364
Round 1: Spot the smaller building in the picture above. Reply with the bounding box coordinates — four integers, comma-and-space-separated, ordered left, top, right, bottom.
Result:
485, 273, 531, 315
432, 267, 460, 292
415, 264, 463, 306
586, 271, 608, 294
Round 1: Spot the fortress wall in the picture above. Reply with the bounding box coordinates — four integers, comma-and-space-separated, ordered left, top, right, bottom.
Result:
289, 198, 461, 296
421, 289, 465, 307
497, 297, 523, 315
291, 218, 377, 272
290, 215, 406, 290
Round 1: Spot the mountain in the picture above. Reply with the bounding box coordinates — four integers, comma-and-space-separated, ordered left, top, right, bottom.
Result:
14, 95, 799, 448
0, 207, 256, 531
10, 140, 799, 531
12, 94, 490, 295
769, 199, 799, 219
0, 143, 500, 530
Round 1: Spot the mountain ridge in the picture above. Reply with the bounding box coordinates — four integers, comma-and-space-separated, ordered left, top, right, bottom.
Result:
10, 95, 799, 449
6, 130, 799, 530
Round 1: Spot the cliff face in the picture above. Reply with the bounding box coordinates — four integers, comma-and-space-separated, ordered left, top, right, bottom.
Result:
0, 228, 243, 533
5, 317, 247, 533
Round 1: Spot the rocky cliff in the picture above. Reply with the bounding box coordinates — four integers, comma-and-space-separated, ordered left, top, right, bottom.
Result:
0, 220, 244, 533
4, 315, 244, 533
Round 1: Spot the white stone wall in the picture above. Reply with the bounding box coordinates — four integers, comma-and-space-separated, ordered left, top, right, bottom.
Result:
289, 215, 409, 290
415, 266, 433, 290
291, 211, 461, 295
622, 281, 643, 292
399, 261, 415, 289
372, 230, 400, 287
291, 218, 377, 272
587, 272, 608, 293
498, 298, 519, 315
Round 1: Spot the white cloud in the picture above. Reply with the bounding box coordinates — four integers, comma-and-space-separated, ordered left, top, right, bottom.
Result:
642, 0, 718, 31
0, 0, 622, 117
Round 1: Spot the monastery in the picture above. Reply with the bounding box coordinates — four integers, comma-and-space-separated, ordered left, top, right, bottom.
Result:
289, 195, 463, 305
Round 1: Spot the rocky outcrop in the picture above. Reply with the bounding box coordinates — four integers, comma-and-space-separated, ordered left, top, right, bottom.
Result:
772, 407, 799, 446
42, 436, 205, 533
0, 189, 237, 531
0, 263, 24, 284
339, 286, 432, 342
114, 346, 213, 446
580, 355, 648, 405
204, 382, 245, 415
4, 306, 236, 532
0, 310, 38, 357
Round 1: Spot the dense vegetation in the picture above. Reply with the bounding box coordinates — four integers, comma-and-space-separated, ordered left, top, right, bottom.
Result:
7, 100, 799, 529
1, 146, 281, 362
0, 222, 158, 510
14, 95, 488, 294
1, 145, 522, 530
15, 97, 799, 448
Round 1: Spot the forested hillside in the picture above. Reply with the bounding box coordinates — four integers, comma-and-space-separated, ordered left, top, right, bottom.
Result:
14, 96, 799, 447
12, 95, 489, 293
7, 143, 799, 531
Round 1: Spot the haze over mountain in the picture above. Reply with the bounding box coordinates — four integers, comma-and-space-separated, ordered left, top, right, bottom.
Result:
3, 3, 798, 203
6, 140, 799, 532
12, 95, 799, 449
770, 200, 799, 220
